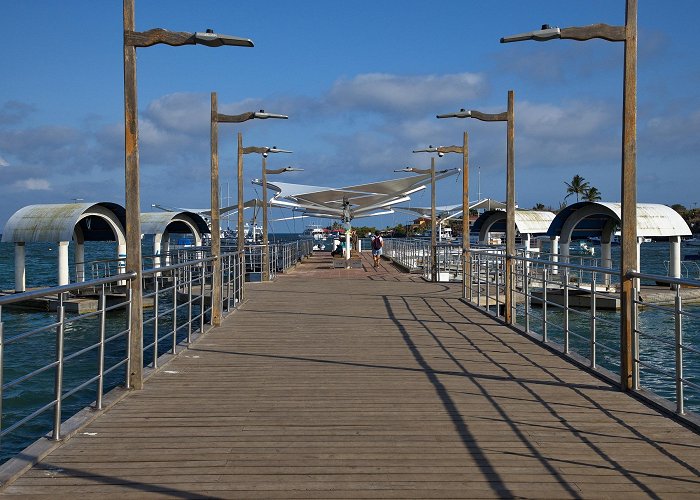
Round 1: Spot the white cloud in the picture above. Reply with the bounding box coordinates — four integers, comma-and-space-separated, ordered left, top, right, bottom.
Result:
518, 100, 613, 139
0, 155, 8, 167
326, 72, 487, 114
13, 178, 51, 190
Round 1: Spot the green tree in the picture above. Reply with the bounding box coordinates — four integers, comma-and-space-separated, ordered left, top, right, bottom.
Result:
583, 187, 602, 202
564, 175, 590, 203
532, 202, 546, 210
671, 203, 688, 214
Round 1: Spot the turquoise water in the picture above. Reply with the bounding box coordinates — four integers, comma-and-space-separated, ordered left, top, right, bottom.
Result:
0, 239, 698, 464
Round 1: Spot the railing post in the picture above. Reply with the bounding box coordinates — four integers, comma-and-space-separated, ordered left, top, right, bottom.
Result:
0, 306, 4, 442
188, 264, 193, 343
199, 268, 205, 333
96, 285, 107, 410
524, 255, 530, 333
563, 267, 570, 354
153, 276, 159, 368
632, 285, 640, 391
52, 299, 65, 441
591, 273, 597, 368
485, 255, 491, 313
477, 253, 482, 308
172, 272, 178, 353
542, 268, 548, 343
125, 287, 132, 390
675, 285, 684, 414
495, 254, 501, 317
226, 254, 232, 311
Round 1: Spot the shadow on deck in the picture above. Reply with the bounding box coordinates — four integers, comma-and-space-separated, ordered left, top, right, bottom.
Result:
3, 252, 700, 498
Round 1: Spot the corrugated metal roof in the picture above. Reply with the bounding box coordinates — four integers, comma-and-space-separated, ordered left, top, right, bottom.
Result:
471, 210, 555, 235
140, 211, 209, 237
1, 203, 127, 243
547, 202, 691, 238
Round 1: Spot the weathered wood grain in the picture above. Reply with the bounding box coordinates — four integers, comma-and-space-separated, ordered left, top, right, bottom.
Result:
3, 252, 700, 498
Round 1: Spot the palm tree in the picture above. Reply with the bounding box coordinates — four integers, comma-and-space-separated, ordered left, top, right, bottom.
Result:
564, 175, 590, 202
532, 202, 546, 210
583, 187, 602, 202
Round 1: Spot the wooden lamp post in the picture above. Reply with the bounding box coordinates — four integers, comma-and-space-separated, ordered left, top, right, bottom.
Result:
500, 0, 637, 391
414, 143, 469, 293
123, 0, 252, 389
236, 144, 292, 283
437, 91, 515, 324
210, 96, 287, 325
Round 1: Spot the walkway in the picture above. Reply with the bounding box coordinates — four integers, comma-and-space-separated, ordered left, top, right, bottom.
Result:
3, 253, 700, 498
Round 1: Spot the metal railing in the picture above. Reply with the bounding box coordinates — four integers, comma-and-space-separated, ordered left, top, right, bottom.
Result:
0, 251, 243, 463
270, 240, 314, 277
383, 238, 430, 273
464, 248, 700, 422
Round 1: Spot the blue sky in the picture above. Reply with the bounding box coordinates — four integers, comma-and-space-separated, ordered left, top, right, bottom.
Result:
1, 1, 699, 233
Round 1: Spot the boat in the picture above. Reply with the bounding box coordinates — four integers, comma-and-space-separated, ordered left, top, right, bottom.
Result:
302, 224, 327, 240
244, 223, 263, 244
570, 240, 595, 256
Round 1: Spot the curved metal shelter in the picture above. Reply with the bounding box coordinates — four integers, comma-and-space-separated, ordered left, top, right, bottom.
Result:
141, 211, 210, 267
547, 202, 691, 240
546, 202, 691, 283
2, 202, 127, 291
2, 202, 127, 244
472, 209, 555, 247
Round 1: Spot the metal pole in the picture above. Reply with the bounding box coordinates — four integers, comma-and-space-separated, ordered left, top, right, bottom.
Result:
123, 0, 144, 390
505, 90, 515, 325
462, 131, 469, 299
237, 132, 245, 301
153, 276, 159, 367
591, 273, 597, 368
52, 301, 65, 441
620, 0, 638, 391
262, 156, 269, 281
210, 92, 222, 326
96, 286, 106, 410
431, 156, 437, 282
675, 286, 684, 414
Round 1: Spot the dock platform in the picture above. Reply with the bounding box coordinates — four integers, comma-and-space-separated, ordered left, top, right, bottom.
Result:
3, 252, 700, 498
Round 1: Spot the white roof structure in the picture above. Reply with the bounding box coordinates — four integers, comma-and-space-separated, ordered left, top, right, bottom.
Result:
152, 199, 263, 219
472, 209, 556, 236
395, 198, 509, 222
394, 204, 462, 219
255, 170, 460, 221
140, 211, 210, 237
2, 202, 127, 244
547, 202, 691, 240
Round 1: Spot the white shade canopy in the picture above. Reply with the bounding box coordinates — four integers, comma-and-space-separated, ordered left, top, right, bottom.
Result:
255, 170, 460, 221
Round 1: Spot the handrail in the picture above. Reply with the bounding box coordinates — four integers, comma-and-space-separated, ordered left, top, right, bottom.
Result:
628, 270, 700, 287
464, 246, 700, 424
0, 272, 138, 306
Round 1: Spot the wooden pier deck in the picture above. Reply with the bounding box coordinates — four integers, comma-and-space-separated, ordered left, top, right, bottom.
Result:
3, 252, 700, 498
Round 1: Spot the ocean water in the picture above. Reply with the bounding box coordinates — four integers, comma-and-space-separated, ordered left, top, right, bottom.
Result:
0, 239, 698, 464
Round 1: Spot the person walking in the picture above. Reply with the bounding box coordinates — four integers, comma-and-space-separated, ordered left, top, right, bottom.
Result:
371, 231, 383, 268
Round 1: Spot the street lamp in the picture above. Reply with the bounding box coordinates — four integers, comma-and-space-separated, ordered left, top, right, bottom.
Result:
210, 94, 288, 326
437, 91, 515, 324
395, 162, 449, 283
257, 166, 303, 280
259, 151, 296, 282
123, 0, 252, 389
239, 145, 292, 282
500, 0, 637, 391
416, 140, 470, 297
